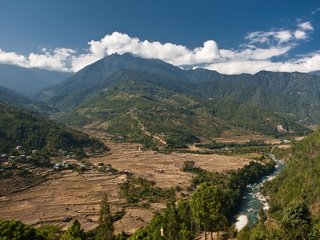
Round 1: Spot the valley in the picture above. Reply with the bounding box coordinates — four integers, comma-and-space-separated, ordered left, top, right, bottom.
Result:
2, 1, 320, 239
1, 53, 320, 239
0, 133, 256, 234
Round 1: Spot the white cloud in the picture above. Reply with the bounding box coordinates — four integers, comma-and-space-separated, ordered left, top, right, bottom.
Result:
0, 48, 74, 72
28, 48, 75, 72
0, 20, 319, 75
0, 49, 28, 67
298, 21, 314, 31
245, 22, 313, 46
70, 32, 220, 71
275, 31, 292, 43
294, 30, 307, 39
220, 46, 292, 61
205, 52, 320, 75
245, 30, 293, 45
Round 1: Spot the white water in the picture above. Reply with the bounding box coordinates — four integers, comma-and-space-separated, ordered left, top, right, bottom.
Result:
234, 154, 286, 231
235, 215, 249, 231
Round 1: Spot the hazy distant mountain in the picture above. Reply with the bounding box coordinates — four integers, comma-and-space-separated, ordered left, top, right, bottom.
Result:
310, 70, 320, 76
0, 85, 56, 114
0, 64, 71, 96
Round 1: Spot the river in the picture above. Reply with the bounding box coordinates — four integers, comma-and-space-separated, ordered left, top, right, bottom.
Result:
235, 154, 286, 231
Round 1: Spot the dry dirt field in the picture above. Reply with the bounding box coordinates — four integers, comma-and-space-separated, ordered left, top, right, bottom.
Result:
212, 133, 281, 144
0, 139, 252, 234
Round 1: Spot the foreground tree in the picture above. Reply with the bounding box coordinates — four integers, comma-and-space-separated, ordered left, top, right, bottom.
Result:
309, 221, 320, 240
190, 183, 227, 240
178, 223, 193, 240
281, 200, 311, 240
36, 225, 62, 240
96, 193, 114, 240
163, 201, 179, 239
0, 219, 44, 240
61, 219, 85, 240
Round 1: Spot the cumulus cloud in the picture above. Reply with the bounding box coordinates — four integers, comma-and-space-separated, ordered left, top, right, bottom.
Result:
28, 48, 75, 72
205, 52, 320, 75
294, 30, 307, 39
0, 48, 74, 72
245, 21, 313, 45
246, 30, 292, 45
219, 45, 292, 61
298, 21, 313, 31
0, 20, 319, 74
71, 32, 220, 71
0, 49, 28, 67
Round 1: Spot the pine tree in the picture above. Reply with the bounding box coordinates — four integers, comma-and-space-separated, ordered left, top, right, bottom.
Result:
163, 201, 179, 239
190, 183, 227, 240
61, 219, 85, 240
282, 200, 311, 240
178, 223, 193, 240
96, 194, 114, 240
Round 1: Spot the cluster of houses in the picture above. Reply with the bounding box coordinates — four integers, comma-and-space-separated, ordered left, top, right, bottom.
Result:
97, 163, 133, 176
0, 146, 38, 164
53, 161, 94, 171
53, 161, 124, 175
53, 161, 71, 171
1, 146, 134, 179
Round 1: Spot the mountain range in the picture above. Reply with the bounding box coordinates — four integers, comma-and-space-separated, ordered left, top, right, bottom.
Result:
0, 85, 58, 114
0, 64, 71, 96
33, 53, 319, 147
1, 54, 320, 148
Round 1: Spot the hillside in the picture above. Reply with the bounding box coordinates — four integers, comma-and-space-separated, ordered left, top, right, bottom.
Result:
0, 103, 107, 157
0, 64, 71, 96
36, 54, 320, 147
310, 71, 320, 76
0, 85, 56, 114
39, 54, 320, 125
57, 69, 309, 149
37, 53, 186, 110
235, 130, 320, 239
189, 69, 320, 123
266, 129, 320, 216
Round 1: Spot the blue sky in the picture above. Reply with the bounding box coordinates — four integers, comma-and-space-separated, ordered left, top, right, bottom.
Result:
0, 0, 320, 74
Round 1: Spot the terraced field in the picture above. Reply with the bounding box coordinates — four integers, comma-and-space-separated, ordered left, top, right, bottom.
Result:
0, 134, 253, 234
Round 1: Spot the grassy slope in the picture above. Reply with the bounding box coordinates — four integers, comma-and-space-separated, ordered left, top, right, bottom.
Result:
189, 69, 320, 124
266, 129, 320, 216
60, 70, 310, 149
0, 103, 107, 156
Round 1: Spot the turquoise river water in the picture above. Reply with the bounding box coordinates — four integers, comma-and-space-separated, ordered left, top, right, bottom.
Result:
235, 154, 286, 231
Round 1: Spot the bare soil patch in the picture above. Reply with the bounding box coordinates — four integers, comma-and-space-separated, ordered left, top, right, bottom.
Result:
0, 137, 251, 234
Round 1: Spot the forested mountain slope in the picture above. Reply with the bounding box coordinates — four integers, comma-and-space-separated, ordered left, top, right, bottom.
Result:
0, 103, 107, 156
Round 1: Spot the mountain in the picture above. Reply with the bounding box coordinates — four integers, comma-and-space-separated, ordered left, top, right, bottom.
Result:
310, 70, 320, 76
0, 85, 57, 114
188, 69, 320, 123
39, 54, 320, 124
38, 53, 187, 110
0, 64, 71, 96
0, 103, 107, 156
37, 54, 316, 147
